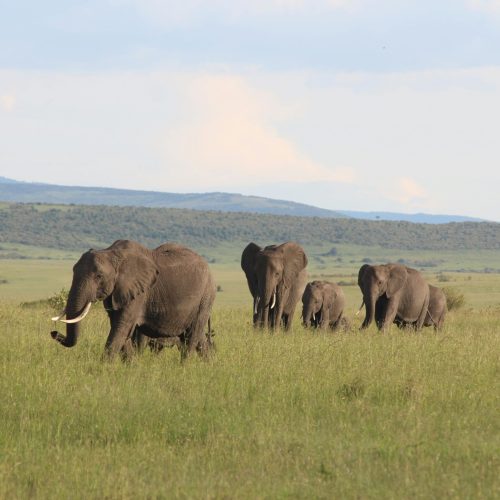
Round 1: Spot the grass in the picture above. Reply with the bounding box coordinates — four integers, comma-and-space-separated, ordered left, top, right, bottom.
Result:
0, 300, 499, 499
0, 247, 499, 498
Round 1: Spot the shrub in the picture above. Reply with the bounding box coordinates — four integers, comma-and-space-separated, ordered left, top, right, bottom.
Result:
48, 288, 69, 311
436, 273, 451, 282
442, 287, 465, 311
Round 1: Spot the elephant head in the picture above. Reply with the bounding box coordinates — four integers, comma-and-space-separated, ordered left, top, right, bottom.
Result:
302, 281, 324, 327
241, 242, 307, 328
51, 240, 158, 347
357, 263, 407, 329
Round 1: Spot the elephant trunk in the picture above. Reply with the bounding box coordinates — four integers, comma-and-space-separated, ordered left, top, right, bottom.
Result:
51, 285, 91, 348
257, 281, 276, 329
302, 303, 314, 327
361, 292, 376, 329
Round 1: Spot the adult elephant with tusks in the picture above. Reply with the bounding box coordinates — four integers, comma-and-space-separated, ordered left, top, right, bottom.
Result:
357, 263, 430, 331
241, 242, 308, 330
50, 240, 216, 360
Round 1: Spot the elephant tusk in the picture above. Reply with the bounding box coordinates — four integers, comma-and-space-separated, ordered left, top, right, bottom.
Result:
312, 312, 316, 321
61, 302, 92, 324
355, 300, 365, 316
254, 296, 260, 315
270, 290, 276, 310
51, 309, 66, 322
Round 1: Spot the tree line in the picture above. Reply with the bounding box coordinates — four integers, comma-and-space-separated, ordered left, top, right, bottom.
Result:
1, 202, 499, 252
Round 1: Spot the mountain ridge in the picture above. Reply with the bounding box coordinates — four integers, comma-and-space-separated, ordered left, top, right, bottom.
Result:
0, 177, 484, 223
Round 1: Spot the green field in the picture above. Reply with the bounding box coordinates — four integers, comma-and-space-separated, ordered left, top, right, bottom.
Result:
0, 244, 499, 498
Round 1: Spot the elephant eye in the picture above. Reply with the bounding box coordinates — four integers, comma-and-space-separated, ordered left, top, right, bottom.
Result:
96, 273, 103, 280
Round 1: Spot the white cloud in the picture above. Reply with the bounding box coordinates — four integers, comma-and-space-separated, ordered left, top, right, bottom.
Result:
0, 94, 16, 112
159, 74, 352, 189
1, 65, 500, 219
391, 177, 428, 206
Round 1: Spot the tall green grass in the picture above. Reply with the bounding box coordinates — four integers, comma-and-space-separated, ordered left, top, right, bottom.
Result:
1, 303, 498, 499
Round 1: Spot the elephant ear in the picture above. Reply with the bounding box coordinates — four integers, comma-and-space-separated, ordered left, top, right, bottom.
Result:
281, 242, 308, 286
386, 264, 408, 298
111, 253, 159, 310
241, 242, 262, 297
358, 264, 370, 287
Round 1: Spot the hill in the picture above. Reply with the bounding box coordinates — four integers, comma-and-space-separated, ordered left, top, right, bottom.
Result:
0, 202, 498, 253
338, 210, 483, 224
0, 178, 345, 218
0, 177, 484, 223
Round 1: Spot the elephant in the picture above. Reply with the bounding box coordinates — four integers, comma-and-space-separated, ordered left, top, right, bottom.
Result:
357, 263, 430, 331
302, 280, 346, 330
132, 318, 215, 352
241, 241, 308, 330
50, 240, 216, 360
395, 284, 447, 330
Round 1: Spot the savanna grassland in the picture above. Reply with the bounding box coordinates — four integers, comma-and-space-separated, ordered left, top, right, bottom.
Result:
0, 240, 499, 499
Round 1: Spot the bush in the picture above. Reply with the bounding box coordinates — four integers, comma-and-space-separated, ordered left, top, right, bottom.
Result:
48, 288, 69, 311
442, 287, 465, 311
436, 273, 451, 282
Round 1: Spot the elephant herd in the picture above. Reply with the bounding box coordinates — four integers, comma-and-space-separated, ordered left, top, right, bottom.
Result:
242, 242, 447, 334
49, 239, 447, 362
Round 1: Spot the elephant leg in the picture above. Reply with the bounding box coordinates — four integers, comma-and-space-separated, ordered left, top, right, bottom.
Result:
319, 309, 329, 330
104, 320, 137, 359
182, 308, 212, 361
131, 328, 149, 352
375, 296, 387, 329
415, 295, 430, 331
283, 304, 296, 331
381, 298, 399, 331
119, 338, 136, 361
330, 311, 341, 331
272, 302, 284, 331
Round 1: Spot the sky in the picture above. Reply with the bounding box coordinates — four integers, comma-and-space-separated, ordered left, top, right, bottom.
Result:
1, 0, 500, 220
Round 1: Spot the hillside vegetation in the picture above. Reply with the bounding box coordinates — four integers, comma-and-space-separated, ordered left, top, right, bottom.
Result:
0, 202, 499, 252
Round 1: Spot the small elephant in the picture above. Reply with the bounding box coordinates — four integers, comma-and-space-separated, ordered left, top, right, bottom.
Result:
358, 263, 430, 331
395, 284, 447, 330
302, 280, 346, 330
133, 318, 215, 352
241, 241, 308, 330
50, 240, 216, 360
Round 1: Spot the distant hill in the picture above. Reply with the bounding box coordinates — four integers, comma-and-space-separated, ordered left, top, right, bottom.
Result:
0, 202, 498, 253
339, 210, 483, 224
0, 178, 345, 218
0, 177, 485, 223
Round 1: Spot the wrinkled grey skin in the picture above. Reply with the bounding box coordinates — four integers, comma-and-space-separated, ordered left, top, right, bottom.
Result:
358, 263, 430, 331
241, 242, 308, 330
395, 284, 447, 330
51, 240, 216, 360
302, 281, 345, 330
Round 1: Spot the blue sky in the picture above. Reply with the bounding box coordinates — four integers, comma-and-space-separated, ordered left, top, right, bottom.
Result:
1, 0, 500, 219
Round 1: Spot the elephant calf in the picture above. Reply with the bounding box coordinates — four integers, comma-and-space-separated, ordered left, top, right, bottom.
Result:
302, 280, 346, 331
